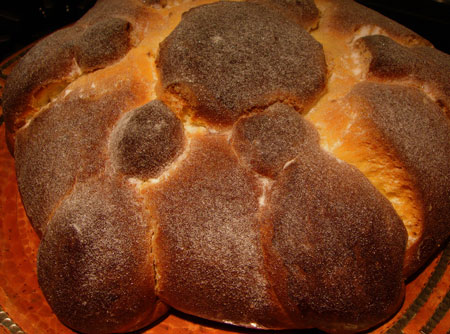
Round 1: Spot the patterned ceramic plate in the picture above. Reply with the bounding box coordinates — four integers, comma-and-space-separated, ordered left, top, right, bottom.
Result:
0, 48, 449, 334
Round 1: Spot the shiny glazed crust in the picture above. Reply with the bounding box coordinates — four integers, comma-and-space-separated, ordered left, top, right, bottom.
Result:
2, 0, 450, 333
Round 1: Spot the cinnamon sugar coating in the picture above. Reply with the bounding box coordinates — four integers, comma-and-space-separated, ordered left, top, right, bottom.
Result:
248, 0, 320, 30
2, 0, 148, 138
110, 100, 185, 179
2, 27, 80, 133
149, 135, 287, 328
232, 103, 319, 177
2, 0, 450, 333
38, 176, 163, 334
15, 83, 144, 237
76, 18, 133, 71
265, 145, 406, 333
157, 1, 326, 126
356, 35, 450, 113
346, 82, 450, 275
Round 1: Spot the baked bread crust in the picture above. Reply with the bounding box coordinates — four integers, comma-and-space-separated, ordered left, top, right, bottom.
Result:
2, 0, 449, 333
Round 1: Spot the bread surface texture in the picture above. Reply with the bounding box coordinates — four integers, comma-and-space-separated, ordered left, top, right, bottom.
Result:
2, 0, 450, 333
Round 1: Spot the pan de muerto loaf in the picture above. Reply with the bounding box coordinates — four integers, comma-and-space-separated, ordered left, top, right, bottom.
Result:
2, 0, 449, 333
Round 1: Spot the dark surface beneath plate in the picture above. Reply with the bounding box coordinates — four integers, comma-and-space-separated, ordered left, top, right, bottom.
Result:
0, 0, 449, 63
0, 0, 96, 62
356, 0, 450, 53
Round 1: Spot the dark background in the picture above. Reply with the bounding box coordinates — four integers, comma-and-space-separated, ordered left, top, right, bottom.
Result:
0, 0, 449, 62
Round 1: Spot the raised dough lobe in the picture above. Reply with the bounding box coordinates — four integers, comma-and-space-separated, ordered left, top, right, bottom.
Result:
264, 142, 407, 333
157, 1, 326, 126
148, 135, 288, 328
232, 103, 319, 177
2, 0, 149, 146
15, 80, 146, 237
110, 100, 184, 179
346, 82, 450, 276
37, 176, 165, 334
76, 18, 133, 71
2, 27, 80, 134
355, 35, 450, 114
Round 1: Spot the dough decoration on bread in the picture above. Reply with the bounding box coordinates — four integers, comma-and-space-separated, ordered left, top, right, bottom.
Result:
2, 0, 449, 333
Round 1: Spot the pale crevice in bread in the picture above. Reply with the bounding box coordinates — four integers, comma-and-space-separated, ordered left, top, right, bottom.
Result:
349, 51, 365, 78
137, 134, 190, 189
282, 158, 297, 171
309, 82, 450, 278
309, 28, 365, 125
15, 59, 82, 134
314, 0, 431, 47
313, 104, 357, 153
349, 25, 384, 44
256, 176, 274, 209
146, 54, 159, 101
310, 99, 423, 250
135, 118, 231, 191
32, 58, 82, 105
138, 189, 163, 308
159, 89, 215, 130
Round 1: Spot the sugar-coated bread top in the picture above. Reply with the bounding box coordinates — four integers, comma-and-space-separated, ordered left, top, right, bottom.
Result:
110, 100, 185, 179
157, 1, 326, 125
2, 0, 450, 333
356, 35, 450, 114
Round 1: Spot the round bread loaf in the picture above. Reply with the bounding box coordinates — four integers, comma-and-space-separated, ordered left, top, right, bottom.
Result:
2, 0, 450, 333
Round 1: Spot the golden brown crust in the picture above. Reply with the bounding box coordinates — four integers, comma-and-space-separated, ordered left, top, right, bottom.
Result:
346, 82, 450, 276
157, 1, 326, 126
316, 0, 431, 46
2, 0, 152, 151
